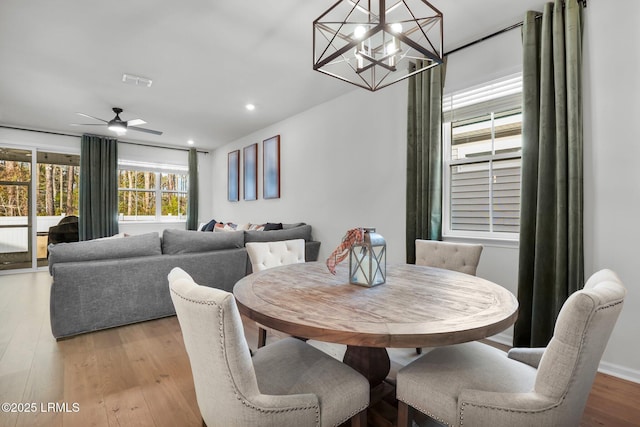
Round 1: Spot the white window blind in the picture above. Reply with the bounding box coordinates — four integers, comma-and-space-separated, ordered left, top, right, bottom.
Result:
443, 74, 523, 239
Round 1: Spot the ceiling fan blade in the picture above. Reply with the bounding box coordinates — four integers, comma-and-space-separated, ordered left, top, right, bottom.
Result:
127, 119, 146, 127
70, 123, 105, 126
76, 112, 108, 123
128, 126, 163, 136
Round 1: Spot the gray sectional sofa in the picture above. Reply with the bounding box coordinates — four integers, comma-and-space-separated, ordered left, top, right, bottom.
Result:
48, 224, 320, 339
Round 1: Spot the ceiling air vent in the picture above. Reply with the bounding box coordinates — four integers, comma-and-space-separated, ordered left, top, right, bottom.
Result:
122, 73, 152, 88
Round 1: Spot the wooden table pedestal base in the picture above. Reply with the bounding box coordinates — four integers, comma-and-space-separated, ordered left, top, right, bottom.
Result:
343, 346, 391, 388
342, 346, 397, 426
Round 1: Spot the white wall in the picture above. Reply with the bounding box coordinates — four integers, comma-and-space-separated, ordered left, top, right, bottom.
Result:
209, 84, 408, 264
207, 1, 640, 382
582, 0, 640, 380
0, 127, 79, 155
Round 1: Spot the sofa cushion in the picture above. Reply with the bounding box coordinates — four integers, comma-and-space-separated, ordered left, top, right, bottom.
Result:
244, 224, 312, 243
263, 222, 283, 231
48, 232, 161, 273
283, 222, 306, 229
162, 228, 244, 254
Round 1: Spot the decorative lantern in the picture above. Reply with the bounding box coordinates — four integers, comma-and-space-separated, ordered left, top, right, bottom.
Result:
349, 228, 386, 287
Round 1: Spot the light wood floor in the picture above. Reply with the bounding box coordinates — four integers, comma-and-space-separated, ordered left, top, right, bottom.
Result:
0, 271, 638, 427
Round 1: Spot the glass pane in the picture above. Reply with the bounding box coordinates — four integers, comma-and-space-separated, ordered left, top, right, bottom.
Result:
0, 147, 32, 270
36, 162, 80, 217
36, 153, 80, 264
450, 162, 490, 232
118, 190, 156, 220
0, 148, 31, 181
0, 226, 28, 253
493, 112, 522, 156
161, 192, 187, 218
491, 158, 521, 233
451, 114, 493, 161
161, 173, 188, 192
118, 170, 155, 190
0, 184, 29, 220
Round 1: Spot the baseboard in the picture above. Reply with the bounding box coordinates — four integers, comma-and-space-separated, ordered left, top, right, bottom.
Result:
485, 333, 640, 384
598, 361, 640, 384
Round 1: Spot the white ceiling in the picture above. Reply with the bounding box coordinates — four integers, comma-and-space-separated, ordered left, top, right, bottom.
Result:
0, 0, 546, 151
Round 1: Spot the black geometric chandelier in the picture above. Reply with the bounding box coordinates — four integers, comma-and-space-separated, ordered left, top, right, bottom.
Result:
313, 0, 444, 91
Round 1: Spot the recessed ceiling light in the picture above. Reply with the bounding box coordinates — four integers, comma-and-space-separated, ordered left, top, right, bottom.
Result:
187, 140, 194, 145
245, 104, 256, 111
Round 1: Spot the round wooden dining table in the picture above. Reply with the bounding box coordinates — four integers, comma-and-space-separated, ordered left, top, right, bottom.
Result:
233, 261, 518, 388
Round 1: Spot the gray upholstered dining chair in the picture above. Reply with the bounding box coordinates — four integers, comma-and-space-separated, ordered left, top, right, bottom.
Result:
414, 239, 483, 353
246, 238, 306, 347
414, 239, 483, 276
396, 269, 626, 427
169, 267, 369, 427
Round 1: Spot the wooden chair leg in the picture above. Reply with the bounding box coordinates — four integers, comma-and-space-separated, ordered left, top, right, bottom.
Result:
397, 401, 414, 427
350, 409, 367, 427
257, 327, 267, 348
416, 347, 422, 355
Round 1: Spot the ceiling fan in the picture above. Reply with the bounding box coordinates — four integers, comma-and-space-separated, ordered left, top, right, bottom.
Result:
71, 107, 163, 135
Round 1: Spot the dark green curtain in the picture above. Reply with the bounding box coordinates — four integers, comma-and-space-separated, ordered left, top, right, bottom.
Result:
186, 148, 199, 230
79, 134, 119, 240
515, 0, 584, 347
406, 60, 446, 264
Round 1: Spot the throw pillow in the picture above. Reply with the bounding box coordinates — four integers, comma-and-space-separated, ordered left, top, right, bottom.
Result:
202, 219, 217, 232
263, 222, 283, 231
214, 222, 239, 232
245, 224, 312, 243
248, 223, 266, 231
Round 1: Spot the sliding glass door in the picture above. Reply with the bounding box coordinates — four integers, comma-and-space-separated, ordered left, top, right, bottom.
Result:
0, 148, 32, 271
0, 147, 80, 271
35, 151, 80, 267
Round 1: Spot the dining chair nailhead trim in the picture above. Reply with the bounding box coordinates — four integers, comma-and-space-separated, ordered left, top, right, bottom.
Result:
170, 288, 321, 424
398, 398, 451, 427
458, 298, 625, 426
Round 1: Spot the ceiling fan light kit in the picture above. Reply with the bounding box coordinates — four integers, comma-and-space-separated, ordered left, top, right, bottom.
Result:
71, 107, 163, 136
313, 0, 444, 91
107, 107, 127, 135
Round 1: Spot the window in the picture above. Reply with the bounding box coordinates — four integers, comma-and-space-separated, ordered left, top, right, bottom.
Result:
443, 74, 522, 240
118, 161, 188, 221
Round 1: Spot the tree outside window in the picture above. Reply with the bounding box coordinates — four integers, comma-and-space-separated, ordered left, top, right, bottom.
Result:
118, 166, 188, 221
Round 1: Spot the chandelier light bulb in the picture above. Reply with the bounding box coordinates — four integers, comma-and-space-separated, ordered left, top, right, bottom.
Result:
353, 26, 366, 39
391, 23, 403, 33
386, 41, 397, 55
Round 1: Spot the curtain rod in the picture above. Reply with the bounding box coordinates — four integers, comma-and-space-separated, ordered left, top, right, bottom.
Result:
445, 0, 586, 57
0, 124, 209, 154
